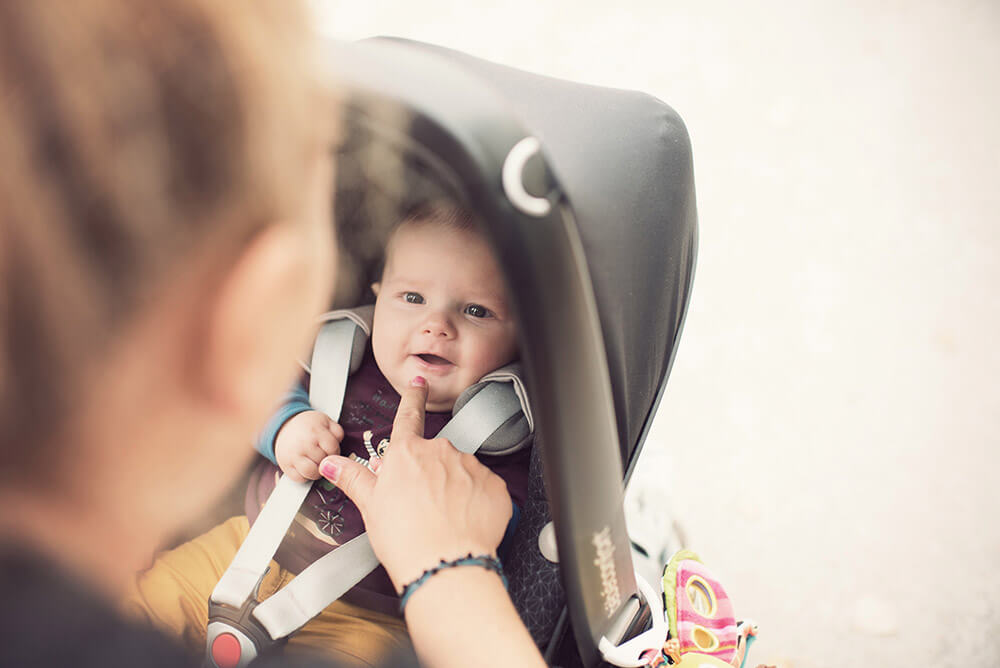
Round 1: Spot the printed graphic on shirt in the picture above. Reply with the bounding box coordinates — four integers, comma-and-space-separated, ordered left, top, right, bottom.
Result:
300, 385, 398, 546
342, 386, 397, 430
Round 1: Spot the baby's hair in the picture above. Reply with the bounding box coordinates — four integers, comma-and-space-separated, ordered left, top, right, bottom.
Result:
399, 200, 478, 233
372, 200, 480, 283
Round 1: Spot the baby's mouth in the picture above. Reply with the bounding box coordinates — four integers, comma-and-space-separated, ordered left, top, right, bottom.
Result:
415, 353, 453, 367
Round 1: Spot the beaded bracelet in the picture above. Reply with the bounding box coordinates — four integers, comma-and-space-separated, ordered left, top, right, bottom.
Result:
398, 553, 508, 613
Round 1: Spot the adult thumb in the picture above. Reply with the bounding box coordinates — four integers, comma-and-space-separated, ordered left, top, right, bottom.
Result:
320, 455, 375, 512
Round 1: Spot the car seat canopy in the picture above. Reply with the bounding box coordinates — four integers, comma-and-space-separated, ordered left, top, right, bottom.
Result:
463, 60, 698, 469
333, 38, 696, 470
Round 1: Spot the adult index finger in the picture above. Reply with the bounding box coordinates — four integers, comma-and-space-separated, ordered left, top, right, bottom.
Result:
391, 376, 428, 443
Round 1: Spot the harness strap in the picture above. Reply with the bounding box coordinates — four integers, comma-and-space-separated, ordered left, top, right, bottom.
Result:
252, 533, 378, 639
211, 478, 312, 610
210, 318, 359, 610
308, 317, 362, 418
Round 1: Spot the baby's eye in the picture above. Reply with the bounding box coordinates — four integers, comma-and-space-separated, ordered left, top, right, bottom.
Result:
464, 303, 491, 318
403, 292, 424, 304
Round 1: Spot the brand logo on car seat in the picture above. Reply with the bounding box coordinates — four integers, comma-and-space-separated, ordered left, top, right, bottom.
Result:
592, 526, 621, 617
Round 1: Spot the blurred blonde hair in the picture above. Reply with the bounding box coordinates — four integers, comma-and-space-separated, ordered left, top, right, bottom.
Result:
0, 0, 333, 473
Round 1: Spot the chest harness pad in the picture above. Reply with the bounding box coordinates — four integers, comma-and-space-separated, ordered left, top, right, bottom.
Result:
204, 307, 533, 668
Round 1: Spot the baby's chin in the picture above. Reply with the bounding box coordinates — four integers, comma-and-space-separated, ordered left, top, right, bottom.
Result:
420, 377, 459, 413
424, 389, 457, 413
425, 400, 456, 413
386, 375, 456, 413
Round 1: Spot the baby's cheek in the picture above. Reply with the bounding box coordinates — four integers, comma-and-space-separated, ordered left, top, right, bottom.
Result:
487, 336, 518, 370
371, 329, 393, 369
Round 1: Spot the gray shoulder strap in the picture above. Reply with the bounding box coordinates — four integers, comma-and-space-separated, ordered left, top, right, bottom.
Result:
209, 317, 363, 611
308, 317, 364, 420
437, 382, 523, 454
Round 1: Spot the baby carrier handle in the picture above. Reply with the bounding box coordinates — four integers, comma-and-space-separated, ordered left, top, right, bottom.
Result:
205, 316, 526, 668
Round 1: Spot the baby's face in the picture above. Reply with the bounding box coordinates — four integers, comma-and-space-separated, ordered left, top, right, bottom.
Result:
371, 221, 518, 411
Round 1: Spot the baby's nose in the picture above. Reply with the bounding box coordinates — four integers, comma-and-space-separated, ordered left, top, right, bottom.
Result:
422, 312, 456, 338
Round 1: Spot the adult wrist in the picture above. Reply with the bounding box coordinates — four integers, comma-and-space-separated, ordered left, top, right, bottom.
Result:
398, 553, 507, 614
386, 543, 498, 592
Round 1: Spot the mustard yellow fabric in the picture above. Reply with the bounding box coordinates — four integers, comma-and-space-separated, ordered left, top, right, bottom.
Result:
123, 516, 410, 668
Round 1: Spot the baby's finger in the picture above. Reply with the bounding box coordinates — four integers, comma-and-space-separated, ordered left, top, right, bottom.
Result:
315, 432, 341, 457
327, 421, 345, 441
296, 457, 321, 481
390, 376, 428, 443
305, 440, 333, 463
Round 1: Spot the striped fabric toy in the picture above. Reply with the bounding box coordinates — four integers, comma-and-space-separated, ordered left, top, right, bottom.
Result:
659, 550, 758, 668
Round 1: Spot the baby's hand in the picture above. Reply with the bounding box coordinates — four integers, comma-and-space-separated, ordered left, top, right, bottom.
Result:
274, 410, 345, 482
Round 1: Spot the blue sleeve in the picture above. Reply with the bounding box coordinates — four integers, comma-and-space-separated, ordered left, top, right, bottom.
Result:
254, 380, 312, 464
497, 502, 521, 563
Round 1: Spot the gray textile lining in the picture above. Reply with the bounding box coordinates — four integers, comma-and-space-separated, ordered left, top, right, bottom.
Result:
437, 382, 522, 455
452, 363, 534, 456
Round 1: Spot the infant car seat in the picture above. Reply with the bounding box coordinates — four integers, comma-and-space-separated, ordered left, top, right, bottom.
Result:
252, 37, 696, 667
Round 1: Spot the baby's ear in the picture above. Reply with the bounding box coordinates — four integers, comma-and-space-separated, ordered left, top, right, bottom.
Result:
370, 281, 381, 296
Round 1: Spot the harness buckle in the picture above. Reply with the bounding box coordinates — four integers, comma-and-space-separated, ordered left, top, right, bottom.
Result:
204, 574, 285, 668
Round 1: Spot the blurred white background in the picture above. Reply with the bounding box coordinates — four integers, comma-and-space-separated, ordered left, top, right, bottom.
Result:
310, 2, 1000, 666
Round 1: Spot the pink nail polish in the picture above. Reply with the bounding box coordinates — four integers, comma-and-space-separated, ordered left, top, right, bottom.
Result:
410, 376, 426, 387
319, 459, 340, 482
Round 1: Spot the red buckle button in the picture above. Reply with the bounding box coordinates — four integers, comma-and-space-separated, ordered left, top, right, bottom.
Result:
211, 632, 242, 668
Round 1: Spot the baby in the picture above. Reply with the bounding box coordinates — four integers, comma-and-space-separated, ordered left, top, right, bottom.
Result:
128, 202, 531, 666
246, 202, 530, 605
267, 200, 521, 480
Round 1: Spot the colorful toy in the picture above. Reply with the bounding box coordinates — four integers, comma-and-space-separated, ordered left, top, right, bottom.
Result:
637, 550, 766, 668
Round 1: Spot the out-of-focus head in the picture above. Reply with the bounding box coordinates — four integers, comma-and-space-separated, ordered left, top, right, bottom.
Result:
0, 0, 336, 517
371, 202, 518, 412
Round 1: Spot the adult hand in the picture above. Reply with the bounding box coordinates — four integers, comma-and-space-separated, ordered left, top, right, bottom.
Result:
318, 376, 513, 591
